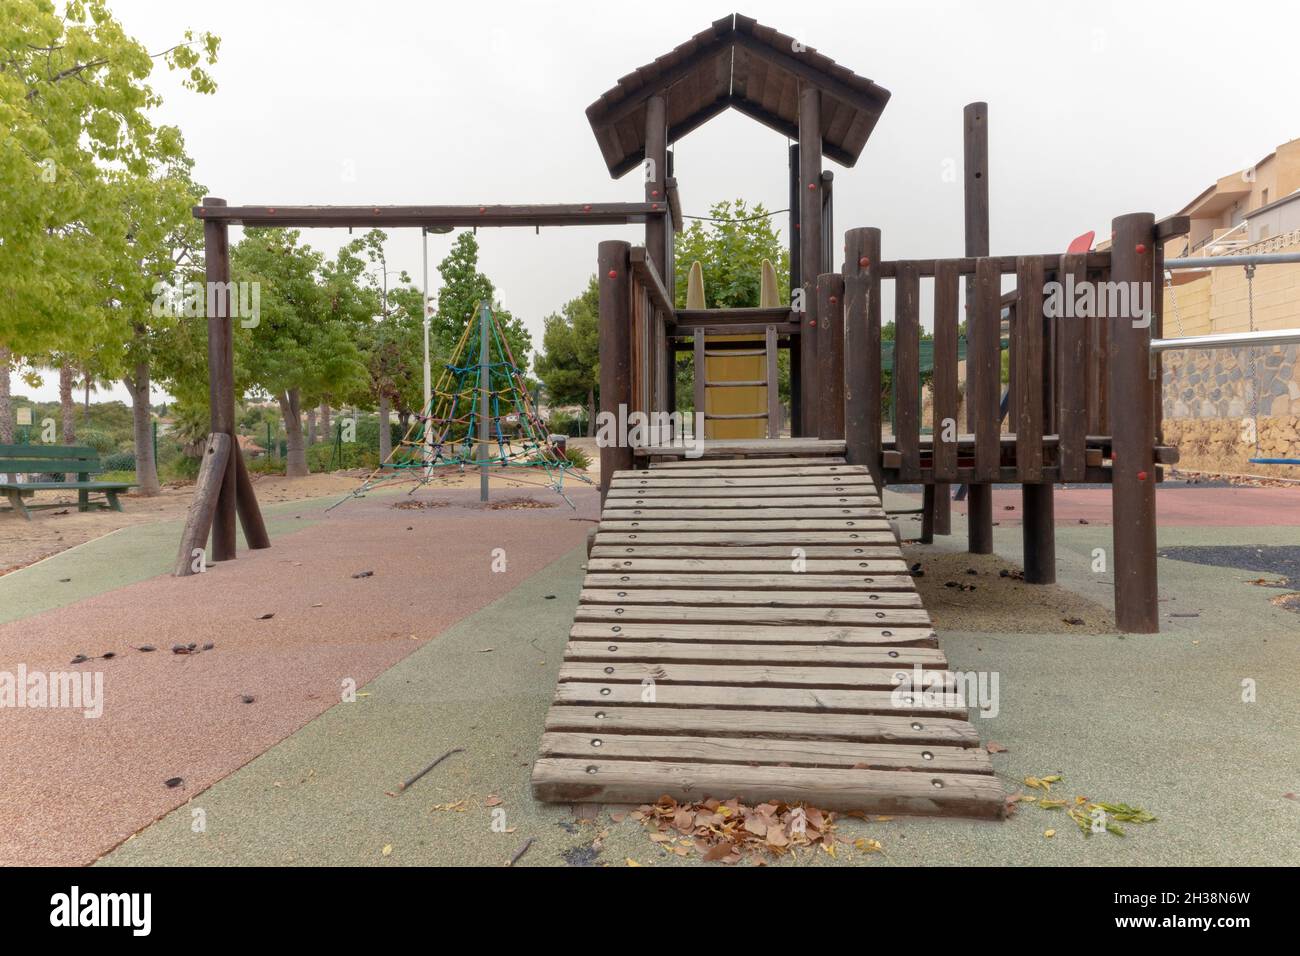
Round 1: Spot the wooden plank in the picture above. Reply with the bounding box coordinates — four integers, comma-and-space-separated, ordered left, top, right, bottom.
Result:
585, 558, 910, 575
602, 507, 884, 520
579, 588, 922, 609
589, 545, 904, 559
604, 497, 881, 510
1056, 253, 1089, 481
610, 473, 875, 487
609, 487, 877, 501
553, 681, 964, 718
594, 531, 897, 546
599, 519, 891, 533
574, 605, 932, 626
894, 260, 921, 480
564, 641, 945, 667
538, 733, 990, 773
569, 621, 936, 646
646, 454, 846, 470
558, 661, 948, 690
531, 758, 1005, 818
543, 705, 977, 746
932, 260, 960, 481
645, 442, 845, 462
972, 257, 1002, 481
693, 332, 706, 438
583, 573, 915, 590
1015, 255, 1045, 481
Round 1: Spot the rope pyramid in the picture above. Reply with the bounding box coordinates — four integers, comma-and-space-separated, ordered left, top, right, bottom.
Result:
334, 302, 590, 508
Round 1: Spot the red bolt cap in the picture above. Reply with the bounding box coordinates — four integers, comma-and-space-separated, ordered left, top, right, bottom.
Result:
808, 182, 817, 190
607, 270, 617, 279
479, 206, 486, 213
809, 319, 817, 327
651, 190, 659, 197
829, 296, 838, 305
583, 204, 591, 211
1136, 243, 1147, 254
1137, 470, 1148, 481
859, 256, 870, 268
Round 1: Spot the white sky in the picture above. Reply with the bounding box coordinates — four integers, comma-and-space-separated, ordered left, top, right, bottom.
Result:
24, 0, 1300, 403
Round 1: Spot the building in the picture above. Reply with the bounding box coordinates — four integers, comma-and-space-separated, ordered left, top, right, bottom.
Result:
1159, 139, 1300, 472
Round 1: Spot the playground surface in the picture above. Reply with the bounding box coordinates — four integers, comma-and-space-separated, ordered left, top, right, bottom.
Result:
2, 477, 1296, 867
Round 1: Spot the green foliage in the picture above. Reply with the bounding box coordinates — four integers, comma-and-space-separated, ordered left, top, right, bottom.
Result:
77, 429, 117, 454
561, 444, 591, 470
0, 0, 218, 360
306, 441, 378, 473
102, 450, 136, 471
434, 232, 532, 375
161, 454, 201, 482
673, 200, 789, 309
535, 276, 599, 422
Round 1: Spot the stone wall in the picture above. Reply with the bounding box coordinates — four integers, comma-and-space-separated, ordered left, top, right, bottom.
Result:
1162, 343, 1300, 472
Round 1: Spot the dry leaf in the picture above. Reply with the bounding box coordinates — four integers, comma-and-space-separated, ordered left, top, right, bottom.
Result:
485, 795, 503, 807
381, 844, 393, 856
1043, 829, 1056, 838
986, 742, 1008, 754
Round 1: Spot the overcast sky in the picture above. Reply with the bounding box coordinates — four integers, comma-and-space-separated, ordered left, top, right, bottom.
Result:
27, 0, 1299, 403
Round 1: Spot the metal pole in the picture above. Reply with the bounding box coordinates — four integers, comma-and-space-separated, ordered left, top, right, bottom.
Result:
479, 301, 490, 503
421, 228, 433, 464
1165, 251, 1300, 270
1150, 328, 1300, 352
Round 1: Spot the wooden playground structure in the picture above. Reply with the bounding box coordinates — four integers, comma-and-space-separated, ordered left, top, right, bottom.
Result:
178, 14, 1206, 816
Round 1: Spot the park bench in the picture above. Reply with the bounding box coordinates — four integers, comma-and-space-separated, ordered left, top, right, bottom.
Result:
0, 444, 135, 520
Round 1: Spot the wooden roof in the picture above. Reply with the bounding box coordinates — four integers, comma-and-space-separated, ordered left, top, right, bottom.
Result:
587, 13, 891, 179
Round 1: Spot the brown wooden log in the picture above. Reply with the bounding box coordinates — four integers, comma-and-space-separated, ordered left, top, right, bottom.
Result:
174, 433, 230, 577
233, 445, 270, 550
193, 202, 664, 228
203, 197, 237, 562
598, 241, 633, 502
963, 104, 993, 554
817, 273, 845, 440
765, 325, 780, 438
1057, 253, 1089, 481
1109, 213, 1159, 633
1022, 481, 1055, 584
1015, 256, 1045, 481
894, 262, 921, 481
644, 95, 668, 278
932, 261, 960, 482
972, 258, 1001, 484
799, 87, 823, 438
843, 228, 881, 485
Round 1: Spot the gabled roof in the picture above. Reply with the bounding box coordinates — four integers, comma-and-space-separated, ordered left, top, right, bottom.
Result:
586, 13, 891, 179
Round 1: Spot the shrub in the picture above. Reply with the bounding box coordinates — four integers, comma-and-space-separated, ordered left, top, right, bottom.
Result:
306, 441, 379, 472
562, 445, 591, 470
163, 455, 202, 482
101, 451, 136, 472
77, 429, 118, 454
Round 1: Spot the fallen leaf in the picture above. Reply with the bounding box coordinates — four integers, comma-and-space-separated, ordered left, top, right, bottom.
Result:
986, 742, 1008, 754
485, 795, 503, 807
1044, 829, 1056, 839
625, 858, 641, 867
382, 844, 393, 856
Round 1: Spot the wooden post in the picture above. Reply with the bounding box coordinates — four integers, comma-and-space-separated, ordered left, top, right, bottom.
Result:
204, 197, 238, 562
799, 86, 823, 438
233, 450, 270, 550
1109, 213, 1159, 633
1015, 255, 1053, 582
843, 228, 881, 485
788, 144, 802, 437
765, 325, 780, 438
598, 241, 633, 503
816, 273, 845, 439
932, 261, 960, 536
173, 433, 230, 576
1022, 482, 1055, 583
644, 95, 668, 278
693, 333, 706, 439
963, 104, 993, 554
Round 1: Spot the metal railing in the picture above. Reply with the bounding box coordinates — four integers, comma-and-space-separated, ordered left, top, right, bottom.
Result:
1150, 328, 1300, 353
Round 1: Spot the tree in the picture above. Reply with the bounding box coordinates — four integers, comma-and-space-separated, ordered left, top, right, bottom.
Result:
535, 276, 599, 434
232, 229, 368, 476
0, 0, 218, 397
433, 232, 532, 375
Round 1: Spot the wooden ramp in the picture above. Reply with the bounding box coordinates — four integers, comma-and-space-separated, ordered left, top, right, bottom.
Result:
530, 454, 1005, 819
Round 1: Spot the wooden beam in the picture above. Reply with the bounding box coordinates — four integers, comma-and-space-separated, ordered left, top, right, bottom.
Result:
203, 197, 237, 562
173, 433, 230, 577
192, 203, 665, 228
963, 103, 994, 556
843, 228, 881, 486
629, 247, 675, 321
644, 94, 668, 279
598, 242, 634, 502
800, 86, 823, 439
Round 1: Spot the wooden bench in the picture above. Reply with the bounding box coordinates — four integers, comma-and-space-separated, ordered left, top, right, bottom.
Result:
0, 444, 135, 520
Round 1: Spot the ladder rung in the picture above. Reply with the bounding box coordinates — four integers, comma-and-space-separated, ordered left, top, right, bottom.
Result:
704, 412, 769, 420
704, 349, 765, 356
705, 380, 768, 388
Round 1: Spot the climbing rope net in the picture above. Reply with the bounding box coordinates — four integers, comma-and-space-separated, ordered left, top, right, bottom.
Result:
332, 303, 590, 509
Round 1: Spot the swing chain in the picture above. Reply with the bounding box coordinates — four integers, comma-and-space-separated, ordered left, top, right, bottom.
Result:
1244, 263, 1259, 455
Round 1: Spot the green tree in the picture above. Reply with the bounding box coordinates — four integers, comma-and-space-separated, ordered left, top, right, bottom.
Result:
535, 276, 599, 435
232, 229, 368, 476
0, 0, 218, 427
433, 232, 532, 374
